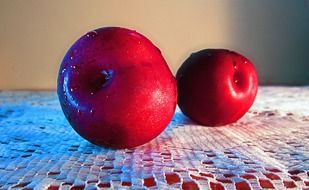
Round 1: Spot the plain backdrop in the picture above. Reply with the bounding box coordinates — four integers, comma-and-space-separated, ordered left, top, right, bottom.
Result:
0, 0, 309, 89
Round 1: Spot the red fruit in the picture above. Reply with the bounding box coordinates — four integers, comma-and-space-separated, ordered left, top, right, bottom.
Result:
57, 27, 177, 148
176, 49, 258, 126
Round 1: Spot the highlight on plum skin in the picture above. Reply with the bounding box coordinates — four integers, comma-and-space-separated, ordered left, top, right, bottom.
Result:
57, 27, 177, 149
176, 49, 258, 126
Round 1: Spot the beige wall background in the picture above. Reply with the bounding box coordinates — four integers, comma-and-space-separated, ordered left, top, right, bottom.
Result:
0, 0, 309, 89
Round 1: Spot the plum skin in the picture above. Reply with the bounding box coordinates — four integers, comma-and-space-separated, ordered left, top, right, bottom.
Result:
57, 27, 177, 149
176, 49, 258, 126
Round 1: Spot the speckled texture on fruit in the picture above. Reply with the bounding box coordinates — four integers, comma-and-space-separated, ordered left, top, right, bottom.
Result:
57, 27, 177, 148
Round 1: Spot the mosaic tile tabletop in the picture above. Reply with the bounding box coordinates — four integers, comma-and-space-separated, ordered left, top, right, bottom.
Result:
0, 87, 309, 190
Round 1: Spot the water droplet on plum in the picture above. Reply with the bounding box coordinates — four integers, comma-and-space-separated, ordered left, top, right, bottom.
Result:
69, 49, 78, 60
90, 109, 95, 115
85, 31, 97, 37
77, 109, 81, 115
70, 65, 79, 69
233, 61, 237, 69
